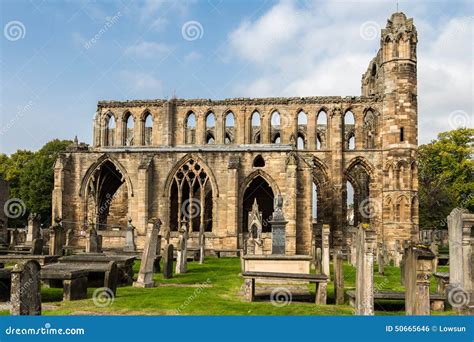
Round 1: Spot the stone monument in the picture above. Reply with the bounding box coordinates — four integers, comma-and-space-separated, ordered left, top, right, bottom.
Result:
355, 223, 376, 315
246, 199, 264, 255
163, 243, 174, 279
269, 193, 287, 255
321, 224, 330, 279
49, 217, 63, 256
11, 260, 41, 315
124, 218, 136, 252
133, 218, 162, 288
26, 213, 41, 243
176, 219, 189, 274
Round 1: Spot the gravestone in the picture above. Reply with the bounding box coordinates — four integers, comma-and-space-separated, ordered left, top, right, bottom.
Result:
246, 199, 264, 255
321, 224, 330, 279
65, 228, 74, 247
176, 221, 189, 274
334, 249, 344, 305
447, 208, 474, 313
10, 228, 19, 247
85, 222, 100, 253
350, 228, 357, 267
104, 261, 118, 296
404, 244, 435, 315
31, 238, 43, 255
314, 247, 322, 273
153, 232, 162, 272
430, 240, 439, 272
377, 243, 385, 275
133, 218, 162, 288
199, 229, 205, 264
124, 218, 136, 252
26, 213, 41, 243
163, 244, 174, 279
49, 217, 63, 256
393, 240, 402, 267
269, 193, 287, 255
10, 260, 41, 315
355, 223, 376, 315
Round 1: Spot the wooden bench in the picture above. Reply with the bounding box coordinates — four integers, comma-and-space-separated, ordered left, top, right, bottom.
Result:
214, 249, 241, 258
241, 271, 328, 304
346, 290, 445, 311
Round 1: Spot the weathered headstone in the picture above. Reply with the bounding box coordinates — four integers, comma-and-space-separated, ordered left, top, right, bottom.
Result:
31, 238, 43, 255
404, 244, 435, 315
49, 217, 63, 256
65, 228, 74, 247
10, 260, 41, 315
176, 220, 189, 274
133, 218, 162, 288
270, 193, 287, 255
10, 228, 19, 247
85, 222, 99, 253
246, 199, 264, 255
430, 240, 439, 272
334, 249, 344, 305
199, 229, 205, 264
104, 261, 118, 296
377, 243, 385, 275
26, 213, 41, 243
153, 232, 162, 272
321, 224, 330, 279
393, 240, 402, 267
163, 244, 174, 279
314, 247, 322, 273
447, 208, 474, 313
355, 223, 376, 315
124, 218, 136, 252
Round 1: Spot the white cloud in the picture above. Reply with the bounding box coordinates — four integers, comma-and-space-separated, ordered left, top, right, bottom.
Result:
120, 71, 162, 97
227, 1, 473, 143
125, 41, 171, 59
184, 51, 202, 63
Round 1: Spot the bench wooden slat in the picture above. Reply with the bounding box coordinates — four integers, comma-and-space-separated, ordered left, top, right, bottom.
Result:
347, 290, 445, 300
242, 271, 327, 282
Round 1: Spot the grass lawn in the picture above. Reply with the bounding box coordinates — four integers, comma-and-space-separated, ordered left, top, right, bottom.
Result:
0, 257, 455, 316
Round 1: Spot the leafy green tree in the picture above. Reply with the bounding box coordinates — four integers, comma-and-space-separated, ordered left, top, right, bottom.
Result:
1, 140, 71, 226
418, 128, 474, 229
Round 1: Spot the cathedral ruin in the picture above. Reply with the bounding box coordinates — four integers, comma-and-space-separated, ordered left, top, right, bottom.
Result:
53, 12, 419, 256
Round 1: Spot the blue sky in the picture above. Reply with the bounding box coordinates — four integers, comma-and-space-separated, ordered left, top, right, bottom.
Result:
0, 0, 472, 154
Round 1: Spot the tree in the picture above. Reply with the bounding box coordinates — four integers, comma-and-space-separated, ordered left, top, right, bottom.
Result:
1, 139, 71, 226
418, 128, 474, 229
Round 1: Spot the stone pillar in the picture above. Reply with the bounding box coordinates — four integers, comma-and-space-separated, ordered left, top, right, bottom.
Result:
49, 217, 63, 256
26, 213, 41, 243
137, 160, 151, 236
285, 154, 298, 255
133, 218, 161, 288
321, 224, 330, 279
11, 260, 41, 315
227, 156, 240, 248
334, 249, 344, 305
430, 240, 439, 272
404, 244, 435, 315
355, 224, 376, 315
350, 227, 357, 266
124, 218, 136, 252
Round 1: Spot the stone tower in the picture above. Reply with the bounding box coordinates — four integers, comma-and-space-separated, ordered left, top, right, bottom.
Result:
362, 12, 419, 247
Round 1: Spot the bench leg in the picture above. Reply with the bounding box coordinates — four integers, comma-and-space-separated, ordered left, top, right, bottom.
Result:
63, 277, 87, 301
315, 282, 327, 305
244, 279, 255, 302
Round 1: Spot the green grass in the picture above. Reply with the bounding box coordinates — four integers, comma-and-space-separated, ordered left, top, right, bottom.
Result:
2, 257, 456, 316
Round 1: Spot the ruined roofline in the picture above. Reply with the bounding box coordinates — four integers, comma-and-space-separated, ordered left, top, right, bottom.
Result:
97, 95, 381, 109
